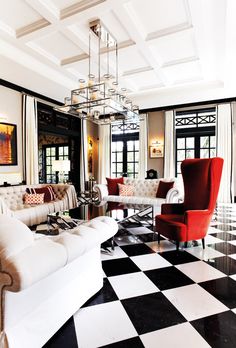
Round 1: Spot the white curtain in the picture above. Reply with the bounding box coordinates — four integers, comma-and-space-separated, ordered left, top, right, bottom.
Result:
98, 124, 111, 184
164, 110, 175, 178
217, 103, 233, 203
22, 95, 39, 185
80, 120, 89, 191
138, 114, 148, 179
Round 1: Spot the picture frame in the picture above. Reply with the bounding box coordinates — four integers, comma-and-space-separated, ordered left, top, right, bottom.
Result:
149, 145, 163, 158
0, 122, 17, 165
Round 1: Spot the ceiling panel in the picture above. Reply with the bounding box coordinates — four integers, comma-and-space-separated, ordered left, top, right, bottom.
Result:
28, 31, 84, 62
163, 60, 202, 84
148, 29, 198, 66
49, 0, 81, 11
0, 0, 42, 30
117, 46, 148, 74
125, 70, 163, 90
125, 0, 189, 38
100, 10, 130, 43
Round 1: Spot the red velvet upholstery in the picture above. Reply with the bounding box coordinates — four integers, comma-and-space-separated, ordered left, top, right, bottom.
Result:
156, 180, 174, 198
155, 158, 223, 248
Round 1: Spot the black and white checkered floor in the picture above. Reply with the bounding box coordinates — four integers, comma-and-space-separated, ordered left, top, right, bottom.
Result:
44, 204, 236, 348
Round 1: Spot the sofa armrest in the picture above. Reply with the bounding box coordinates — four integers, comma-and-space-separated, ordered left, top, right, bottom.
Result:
93, 184, 108, 201
165, 187, 181, 203
0, 197, 14, 217
51, 184, 78, 209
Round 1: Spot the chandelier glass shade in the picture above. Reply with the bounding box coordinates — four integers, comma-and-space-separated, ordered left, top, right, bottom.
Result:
55, 19, 140, 125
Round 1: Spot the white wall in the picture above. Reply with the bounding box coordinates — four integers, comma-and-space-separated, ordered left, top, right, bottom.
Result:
0, 86, 23, 183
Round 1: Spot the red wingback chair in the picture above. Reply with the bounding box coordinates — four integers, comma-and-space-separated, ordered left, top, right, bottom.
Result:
155, 158, 223, 250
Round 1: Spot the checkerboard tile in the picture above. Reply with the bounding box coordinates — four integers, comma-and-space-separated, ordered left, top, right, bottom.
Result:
44, 204, 236, 348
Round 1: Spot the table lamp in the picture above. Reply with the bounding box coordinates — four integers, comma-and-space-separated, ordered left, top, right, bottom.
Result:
52, 160, 70, 183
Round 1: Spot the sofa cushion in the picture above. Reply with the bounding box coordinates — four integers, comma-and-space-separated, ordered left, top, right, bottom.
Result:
26, 186, 56, 202
156, 181, 174, 198
0, 215, 34, 258
106, 177, 124, 195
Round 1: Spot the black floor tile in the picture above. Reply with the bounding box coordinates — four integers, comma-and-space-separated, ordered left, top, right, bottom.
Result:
138, 233, 159, 243
199, 277, 236, 309
205, 256, 236, 275
214, 218, 235, 223
81, 278, 118, 307
213, 224, 236, 232
43, 317, 78, 348
159, 250, 199, 265
210, 232, 236, 241
100, 336, 145, 348
191, 311, 236, 348
121, 292, 186, 335
208, 242, 236, 255
102, 258, 140, 277
144, 266, 194, 290
120, 244, 155, 256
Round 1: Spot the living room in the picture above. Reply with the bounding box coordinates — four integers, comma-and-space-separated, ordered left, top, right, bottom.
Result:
0, 0, 236, 347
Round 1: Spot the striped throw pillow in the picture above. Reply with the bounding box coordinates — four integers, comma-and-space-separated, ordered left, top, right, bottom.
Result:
24, 193, 45, 205
26, 186, 56, 202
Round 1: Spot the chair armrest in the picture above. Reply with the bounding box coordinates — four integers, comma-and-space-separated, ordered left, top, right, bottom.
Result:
161, 203, 185, 215
93, 184, 108, 201
184, 209, 212, 239
166, 187, 181, 203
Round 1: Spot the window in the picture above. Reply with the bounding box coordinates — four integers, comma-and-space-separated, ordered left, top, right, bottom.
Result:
175, 108, 216, 177
111, 123, 139, 178
43, 144, 69, 183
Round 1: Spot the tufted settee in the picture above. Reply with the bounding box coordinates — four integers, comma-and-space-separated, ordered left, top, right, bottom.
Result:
0, 184, 78, 226
94, 177, 181, 214
0, 214, 118, 348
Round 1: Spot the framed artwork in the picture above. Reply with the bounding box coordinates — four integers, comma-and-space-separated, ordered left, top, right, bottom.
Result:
149, 145, 163, 158
0, 122, 17, 165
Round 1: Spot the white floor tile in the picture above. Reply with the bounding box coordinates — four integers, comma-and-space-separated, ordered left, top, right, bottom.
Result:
127, 226, 153, 235
74, 301, 137, 348
207, 226, 224, 234
176, 261, 225, 283
146, 240, 176, 252
186, 246, 224, 261
231, 308, 236, 314
205, 235, 223, 245
101, 246, 128, 261
109, 272, 159, 299
140, 322, 211, 348
131, 253, 172, 271
228, 240, 236, 246
163, 284, 228, 321
229, 254, 236, 261
230, 274, 236, 281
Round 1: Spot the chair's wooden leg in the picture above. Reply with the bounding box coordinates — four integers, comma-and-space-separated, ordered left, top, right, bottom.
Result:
184, 241, 188, 248
176, 241, 179, 251
202, 238, 205, 249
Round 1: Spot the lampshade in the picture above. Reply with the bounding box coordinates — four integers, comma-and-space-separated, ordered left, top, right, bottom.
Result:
52, 160, 70, 172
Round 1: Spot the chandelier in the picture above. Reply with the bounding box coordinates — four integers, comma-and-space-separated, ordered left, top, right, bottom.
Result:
55, 19, 140, 125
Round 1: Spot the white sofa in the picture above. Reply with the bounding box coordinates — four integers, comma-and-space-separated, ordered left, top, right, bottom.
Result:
0, 214, 118, 348
94, 177, 181, 214
0, 184, 78, 226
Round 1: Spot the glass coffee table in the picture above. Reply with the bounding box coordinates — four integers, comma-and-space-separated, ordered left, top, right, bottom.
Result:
47, 201, 153, 254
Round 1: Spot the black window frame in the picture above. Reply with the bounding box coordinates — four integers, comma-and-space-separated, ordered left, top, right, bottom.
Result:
43, 143, 69, 183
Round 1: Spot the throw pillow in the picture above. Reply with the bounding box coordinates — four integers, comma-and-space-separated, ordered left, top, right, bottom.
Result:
24, 193, 45, 205
26, 186, 56, 202
106, 177, 124, 195
156, 181, 174, 198
118, 183, 134, 196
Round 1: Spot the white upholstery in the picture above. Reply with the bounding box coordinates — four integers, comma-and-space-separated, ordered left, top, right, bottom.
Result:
94, 177, 181, 213
0, 215, 118, 348
0, 184, 78, 226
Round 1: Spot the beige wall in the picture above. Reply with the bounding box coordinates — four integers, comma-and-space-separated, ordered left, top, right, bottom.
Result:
147, 111, 165, 178
0, 86, 23, 183
86, 120, 99, 181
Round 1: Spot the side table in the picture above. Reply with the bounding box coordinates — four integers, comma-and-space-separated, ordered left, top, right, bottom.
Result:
77, 191, 99, 205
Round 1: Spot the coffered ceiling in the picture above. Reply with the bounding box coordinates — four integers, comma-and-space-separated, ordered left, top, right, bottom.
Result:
0, 0, 235, 107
